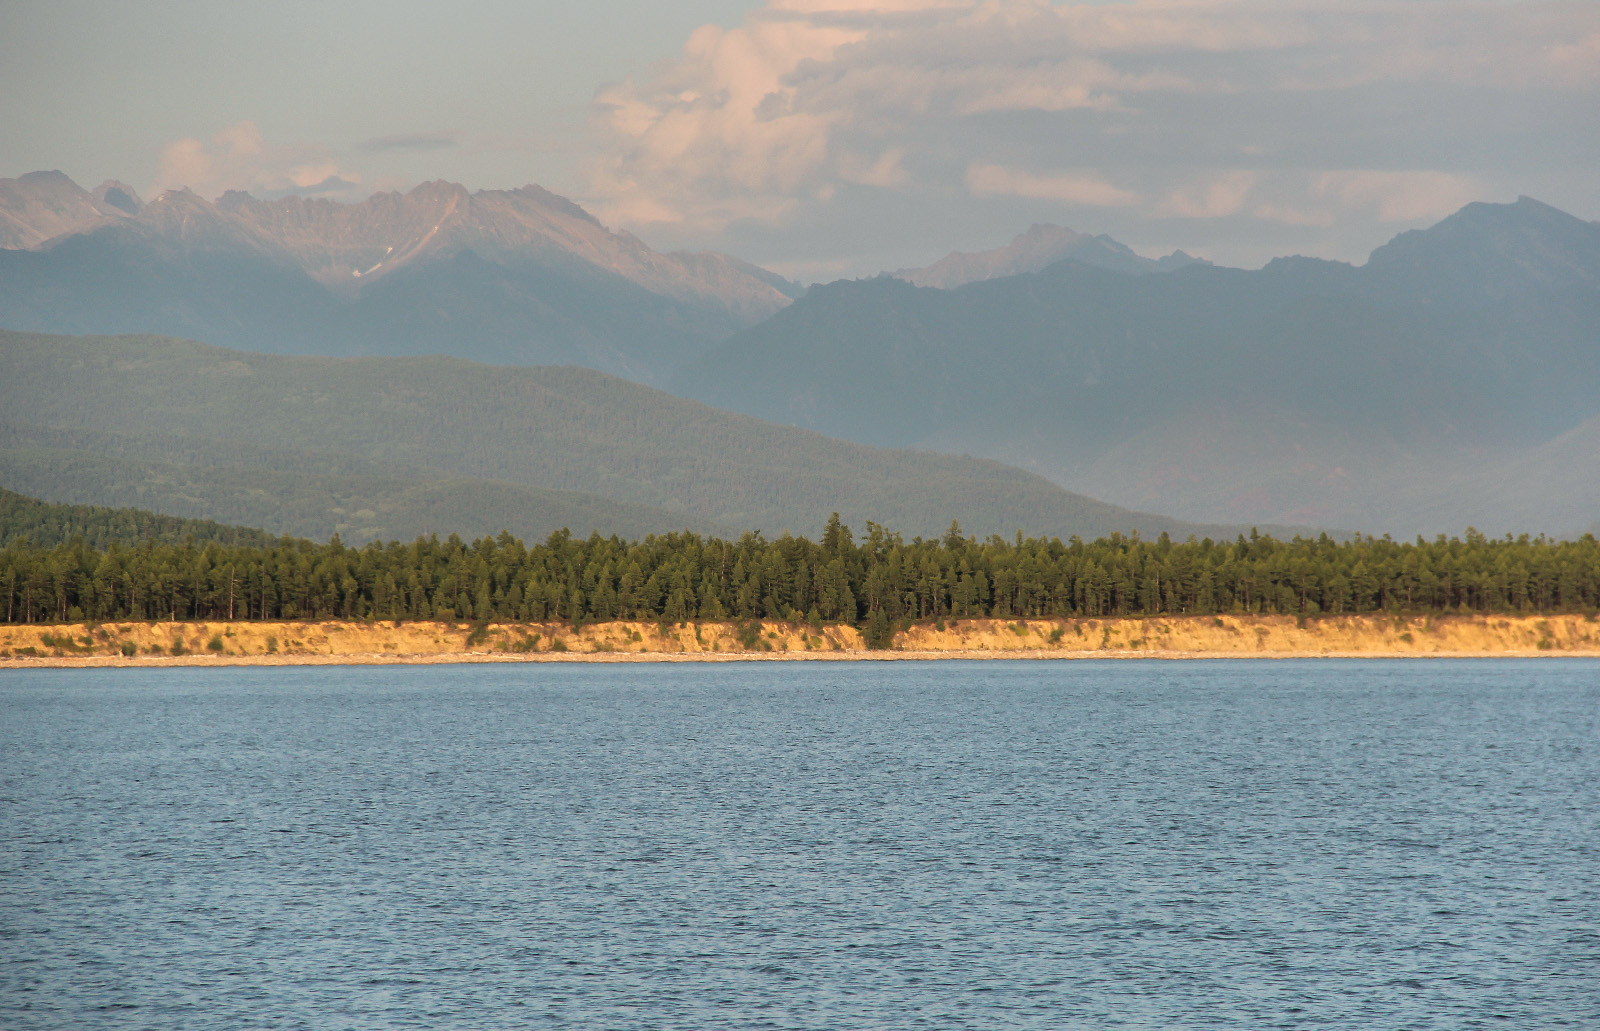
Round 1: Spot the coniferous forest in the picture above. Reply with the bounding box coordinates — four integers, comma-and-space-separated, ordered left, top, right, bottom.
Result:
4, 504, 1599, 641
0, 488, 276, 551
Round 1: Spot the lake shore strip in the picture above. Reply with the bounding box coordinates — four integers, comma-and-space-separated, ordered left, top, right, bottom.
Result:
3, 613, 1599, 668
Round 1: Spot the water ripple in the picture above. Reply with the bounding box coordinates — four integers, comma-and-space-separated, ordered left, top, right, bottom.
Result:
2, 659, 1597, 1029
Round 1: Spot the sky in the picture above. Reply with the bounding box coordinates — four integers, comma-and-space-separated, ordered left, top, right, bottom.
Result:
2, 0, 1596, 279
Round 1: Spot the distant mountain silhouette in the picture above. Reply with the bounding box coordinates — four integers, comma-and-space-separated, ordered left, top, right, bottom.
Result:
895, 223, 1206, 288
1364, 196, 1600, 301
679, 198, 1600, 537
0, 174, 800, 384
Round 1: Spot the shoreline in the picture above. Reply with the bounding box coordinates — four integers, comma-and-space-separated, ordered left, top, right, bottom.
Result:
3, 614, 1598, 668
2, 651, 1596, 670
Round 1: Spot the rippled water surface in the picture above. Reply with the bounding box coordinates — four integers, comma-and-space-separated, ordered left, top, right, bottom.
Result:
3, 659, 1598, 1029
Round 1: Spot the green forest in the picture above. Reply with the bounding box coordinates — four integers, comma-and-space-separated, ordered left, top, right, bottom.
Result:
1, 488, 276, 550
4, 505, 1598, 644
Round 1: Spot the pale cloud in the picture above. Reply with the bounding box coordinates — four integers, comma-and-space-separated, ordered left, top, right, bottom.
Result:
1177, 169, 1488, 226
840, 147, 910, 188
968, 164, 1139, 207
586, 0, 1599, 267
1158, 171, 1259, 219
587, 5, 868, 228
1543, 31, 1600, 87
359, 130, 463, 154
152, 121, 364, 200
1311, 170, 1489, 224
1250, 202, 1337, 229
770, 0, 970, 12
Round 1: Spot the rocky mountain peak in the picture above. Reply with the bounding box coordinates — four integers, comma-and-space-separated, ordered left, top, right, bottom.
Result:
92, 180, 143, 215
116, 188, 301, 263
895, 222, 1206, 289
512, 184, 602, 227
0, 169, 136, 249
1364, 194, 1600, 300
0, 171, 801, 381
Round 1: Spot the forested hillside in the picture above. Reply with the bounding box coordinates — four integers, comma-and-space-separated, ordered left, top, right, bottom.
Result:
4, 515, 1596, 642
0, 488, 277, 549
0, 448, 724, 546
0, 331, 1250, 544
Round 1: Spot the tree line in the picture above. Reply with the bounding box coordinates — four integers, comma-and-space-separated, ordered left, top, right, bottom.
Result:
5, 515, 1599, 642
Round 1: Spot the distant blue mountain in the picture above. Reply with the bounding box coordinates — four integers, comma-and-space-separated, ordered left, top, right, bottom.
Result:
676, 198, 1600, 537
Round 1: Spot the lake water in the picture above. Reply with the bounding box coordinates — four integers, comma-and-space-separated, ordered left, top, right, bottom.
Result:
2, 659, 1597, 1029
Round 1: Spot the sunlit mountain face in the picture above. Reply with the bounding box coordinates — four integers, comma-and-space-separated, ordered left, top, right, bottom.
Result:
0, 172, 799, 385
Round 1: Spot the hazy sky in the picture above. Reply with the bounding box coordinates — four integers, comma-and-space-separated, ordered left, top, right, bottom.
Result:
3, 0, 1596, 278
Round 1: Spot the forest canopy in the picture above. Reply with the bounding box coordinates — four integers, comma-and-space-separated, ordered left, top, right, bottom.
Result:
1, 487, 277, 550
4, 509, 1598, 641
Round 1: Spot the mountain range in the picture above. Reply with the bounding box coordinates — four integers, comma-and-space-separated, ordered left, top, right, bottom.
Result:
0, 171, 798, 384
3, 167, 1596, 540
679, 197, 1600, 537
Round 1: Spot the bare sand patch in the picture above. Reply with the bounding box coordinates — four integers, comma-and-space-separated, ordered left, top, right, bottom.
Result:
2, 614, 1597, 669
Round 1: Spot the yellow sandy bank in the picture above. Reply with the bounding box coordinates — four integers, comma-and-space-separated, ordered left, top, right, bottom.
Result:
2, 614, 1598, 668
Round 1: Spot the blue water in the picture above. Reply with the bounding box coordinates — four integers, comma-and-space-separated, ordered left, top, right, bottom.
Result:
2, 660, 1597, 1029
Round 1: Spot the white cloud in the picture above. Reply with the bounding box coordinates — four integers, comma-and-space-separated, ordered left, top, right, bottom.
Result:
152, 121, 364, 200
586, 5, 870, 228
1157, 168, 1489, 226
586, 0, 1599, 251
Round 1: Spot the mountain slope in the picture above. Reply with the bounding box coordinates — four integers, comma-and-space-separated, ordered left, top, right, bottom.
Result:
679, 198, 1600, 536
1365, 196, 1600, 303
1, 487, 280, 549
0, 441, 726, 546
0, 330, 1237, 543
0, 189, 349, 354
0, 170, 140, 249
895, 223, 1205, 288
0, 174, 798, 383
214, 181, 798, 322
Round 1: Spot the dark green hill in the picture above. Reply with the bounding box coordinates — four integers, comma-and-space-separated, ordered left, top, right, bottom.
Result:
0, 330, 1230, 544
0, 486, 279, 549
0, 441, 728, 545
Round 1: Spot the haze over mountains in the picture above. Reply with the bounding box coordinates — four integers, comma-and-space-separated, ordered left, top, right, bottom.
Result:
0, 171, 798, 384
0, 330, 1242, 546
2, 166, 1596, 542
681, 198, 1600, 538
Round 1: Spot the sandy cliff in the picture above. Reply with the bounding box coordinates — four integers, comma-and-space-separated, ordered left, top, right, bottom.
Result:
3, 614, 1597, 667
